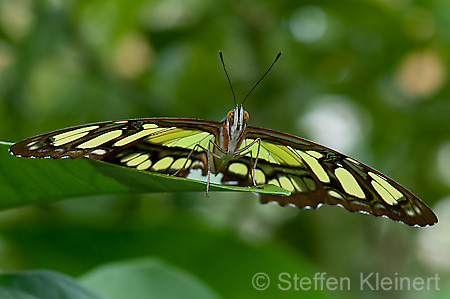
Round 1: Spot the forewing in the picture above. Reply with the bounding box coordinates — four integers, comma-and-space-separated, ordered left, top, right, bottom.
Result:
9, 118, 219, 176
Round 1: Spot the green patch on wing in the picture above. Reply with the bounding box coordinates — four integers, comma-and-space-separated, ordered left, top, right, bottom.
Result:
0, 141, 290, 209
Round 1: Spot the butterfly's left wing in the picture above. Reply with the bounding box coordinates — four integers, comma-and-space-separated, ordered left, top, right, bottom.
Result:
9, 118, 221, 177
226, 125, 437, 227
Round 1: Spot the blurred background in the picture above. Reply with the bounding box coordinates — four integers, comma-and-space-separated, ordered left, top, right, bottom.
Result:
1, 0, 450, 298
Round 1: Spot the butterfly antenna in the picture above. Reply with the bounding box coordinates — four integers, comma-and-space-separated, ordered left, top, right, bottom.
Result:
242, 52, 282, 105
219, 51, 237, 106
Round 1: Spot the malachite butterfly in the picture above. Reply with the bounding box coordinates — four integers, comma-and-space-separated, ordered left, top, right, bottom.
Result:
9, 52, 438, 227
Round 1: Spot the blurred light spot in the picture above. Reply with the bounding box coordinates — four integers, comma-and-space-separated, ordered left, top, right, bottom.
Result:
402, 7, 436, 41
26, 57, 74, 114
297, 95, 370, 153
140, 0, 206, 30
436, 141, 450, 187
0, 46, 14, 74
143, 0, 183, 30
289, 6, 327, 44
0, 0, 33, 41
395, 49, 446, 99
46, 0, 65, 9
418, 197, 450, 272
79, 2, 119, 47
113, 32, 154, 79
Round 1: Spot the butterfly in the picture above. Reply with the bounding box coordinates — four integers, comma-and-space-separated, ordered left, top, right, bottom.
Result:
9, 52, 437, 227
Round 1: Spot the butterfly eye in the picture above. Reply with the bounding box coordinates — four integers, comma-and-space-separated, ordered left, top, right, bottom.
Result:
243, 111, 249, 122
227, 110, 234, 122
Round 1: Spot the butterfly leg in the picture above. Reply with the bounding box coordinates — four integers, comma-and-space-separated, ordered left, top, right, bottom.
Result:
235, 138, 263, 189
170, 139, 222, 197
170, 138, 226, 197
206, 140, 213, 197
205, 139, 230, 196
172, 143, 210, 177
250, 138, 263, 189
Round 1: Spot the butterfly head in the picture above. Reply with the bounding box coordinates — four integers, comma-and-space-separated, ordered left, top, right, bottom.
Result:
226, 104, 249, 130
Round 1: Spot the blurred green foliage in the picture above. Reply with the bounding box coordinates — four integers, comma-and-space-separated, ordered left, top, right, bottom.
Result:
1, 0, 450, 298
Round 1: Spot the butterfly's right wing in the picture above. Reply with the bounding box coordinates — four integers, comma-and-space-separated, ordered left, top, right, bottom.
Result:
221, 125, 438, 227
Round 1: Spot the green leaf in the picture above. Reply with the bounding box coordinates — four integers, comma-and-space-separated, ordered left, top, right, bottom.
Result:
80, 258, 220, 299
0, 269, 105, 299
2, 222, 336, 299
0, 141, 290, 209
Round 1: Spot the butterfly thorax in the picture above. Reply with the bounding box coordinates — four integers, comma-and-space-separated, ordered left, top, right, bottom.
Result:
210, 104, 249, 173
219, 104, 249, 154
